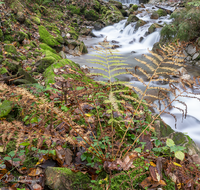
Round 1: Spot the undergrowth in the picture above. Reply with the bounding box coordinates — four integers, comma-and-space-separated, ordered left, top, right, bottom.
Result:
1, 39, 200, 189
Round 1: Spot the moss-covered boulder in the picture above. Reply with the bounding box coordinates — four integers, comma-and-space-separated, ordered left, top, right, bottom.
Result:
4, 45, 18, 55
148, 23, 162, 34
150, 11, 159, 19
44, 59, 81, 86
39, 43, 56, 53
135, 19, 147, 30
16, 67, 37, 84
125, 14, 139, 27
0, 100, 12, 118
84, 9, 99, 21
102, 8, 124, 26
120, 9, 128, 17
17, 31, 28, 43
129, 4, 138, 12
109, 0, 122, 9
36, 57, 57, 73
157, 9, 167, 17
68, 26, 79, 40
45, 167, 90, 190
39, 25, 60, 47
31, 16, 41, 25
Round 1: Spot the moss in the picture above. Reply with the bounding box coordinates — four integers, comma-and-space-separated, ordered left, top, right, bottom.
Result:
79, 42, 88, 54
0, 67, 8, 75
44, 59, 80, 86
19, 55, 26, 60
103, 9, 124, 26
4, 45, 18, 55
4, 35, 15, 43
68, 26, 79, 40
109, 0, 122, 9
172, 132, 187, 145
30, 41, 37, 48
125, 14, 139, 27
156, 9, 167, 17
67, 5, 81, 15
0, 100, 12, 118
84, 9, 99, 21
130, 4, 138, 12
39, 43, 56, 53
31, 16, 40, 25
38, 25, 60, 47
17, 31, 28, 42
42, 50, 61, 61
37, 57, 56, 73
3, 60, 18, 72
100, 5, 108, 15
25, 19, 32, 27
135, 19, 147, 30
55, 34, 64, 44
93, 0, 100, 11
0, 29, 3, 41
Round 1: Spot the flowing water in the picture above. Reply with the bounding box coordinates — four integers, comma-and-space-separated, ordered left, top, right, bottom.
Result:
69, 4, 200, 147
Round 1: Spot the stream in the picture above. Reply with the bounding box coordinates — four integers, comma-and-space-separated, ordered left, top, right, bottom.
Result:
69, 3, 200, 147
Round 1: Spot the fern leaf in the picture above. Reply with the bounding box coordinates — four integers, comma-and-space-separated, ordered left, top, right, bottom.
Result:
135, 58, 155, 71
87, 73, 109, 79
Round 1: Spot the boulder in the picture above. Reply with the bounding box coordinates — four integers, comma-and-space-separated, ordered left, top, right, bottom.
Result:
150, 11, 159, 19
17, 12, 25, 23
141, 3, 145, 8
93, 22, 105, 30
129, 4, 138, 12
36, 57, 57, 73
125, 14, 139, 27
45, 167, 90, 190
109, 0, 122, 9
187, 44, 196, 55
148, 23, 162, 34
157, 9, 167, 17
135, 19, 147, 30
84, 9, 99, 21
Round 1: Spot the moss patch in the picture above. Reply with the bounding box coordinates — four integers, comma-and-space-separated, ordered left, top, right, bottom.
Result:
39, 43, 56, 53
4, 45, 18, 55
39, 25, 60, 47
31, 16, 40, 25
0, 100, 12, 118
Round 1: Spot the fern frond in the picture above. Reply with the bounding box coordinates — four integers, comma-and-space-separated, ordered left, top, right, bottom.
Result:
111, 67, 133, 73
135, 58, 155, 71
111, 72, 132, 78
148, 50, 164, 62
135, 66, 151, 79
87, 73, 109, 79
110, 63, 129, 67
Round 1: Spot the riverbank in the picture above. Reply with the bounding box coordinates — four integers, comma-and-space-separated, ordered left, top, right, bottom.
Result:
1, 0, 200, 189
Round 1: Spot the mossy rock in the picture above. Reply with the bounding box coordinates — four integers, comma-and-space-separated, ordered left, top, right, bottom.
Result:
148, 23, 162, 34
3, 60, 19, 72
109, 0, 122, 9
156, 9, 167, 17
103, 9, 124, 26
84, 9, 99, 21
45, 167, 90, 190
4, 45, 18, 55
39, 25, 60, 47
125, 14, 139, 27
17, 67, 37, 84
120, 9, 128, 17
31, 16, 41, 25
79, 42, 88, 54
93, 0, 101, 12
39, 43, 56, 53
68, 26, 79, 40
44, 59, 80, 86
135, 19, 147, 30
67, 5, 81, 15
36, 57, 57, 73
0, 29, 3, 41
129, 4, 138, 12
150, 11, 159, 19
17, 31, 28, 43
0, 100, 12, 118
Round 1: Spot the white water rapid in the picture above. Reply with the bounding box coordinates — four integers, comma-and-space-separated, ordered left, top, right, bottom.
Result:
69, 4, 200, 147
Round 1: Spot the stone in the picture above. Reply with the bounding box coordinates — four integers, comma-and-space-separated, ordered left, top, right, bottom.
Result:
17, 12, 25, 23
109, 0, 122, 9
135, 19, 147, 30
141, 3, 145, 8
192, 52, 199, 60
62, 46, 69, 53
45, 167, 90, 190
186, 56, 191, 61
139, 36, 144, 42
187, 44, 196, 55
93, 22, 105, 30
125, 14, 139, 27
111, 40, 119, 44
148, 23, 162, 34
150, 11, 159, 19
59, 51, 66, 59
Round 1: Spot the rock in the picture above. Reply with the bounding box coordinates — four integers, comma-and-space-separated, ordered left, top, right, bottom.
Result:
122, 5, 128, 10
141, 3, 145, 8
35, 57, 56, 73
139, 36, 144, 42
186, 56, 191, 61
93, 22, 105, 30
0, 100, 12, 118
79, 42, 88, 54
157, 9, 167, 17
173, 67, 188, 76
112, 45, 121, 49
125, 14, 139, 27
150, 11, 159, 19
111, 40, 119, 44
84, 9, 99, 21
109, 0, 122, 9
68, 44, 76, 50
45, 167, 90, 190
192, 52, 199, 60
59, 51, 66, 59
187, 44, 196, 55
17, 12, 25, 23
62, 46, 69, 53
148, 23, 162, 34
129, 4, 138, 12
135, 19, 147, 30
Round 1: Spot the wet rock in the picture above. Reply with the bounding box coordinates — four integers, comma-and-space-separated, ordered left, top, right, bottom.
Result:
192, 52, 199, 60
79, 27, 92, 36
135, 19, 147, 30
93, 22, 105, 30
150, 11, 159, 19
112, 45, 121, 49
122, 5, 128, 10
59, 51, 66, 59
111, 40, 119, 44
125, 14, 139, 27
139, 36, 144, 42
109, 0, 122, 9
148, 23, 162, 34
141, 3, 145, 8
17, 12, 25, 23
62, 46, 69, 53
186, 56, 191, 61
131, 51, 136, 53
187, 44, 196, 55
